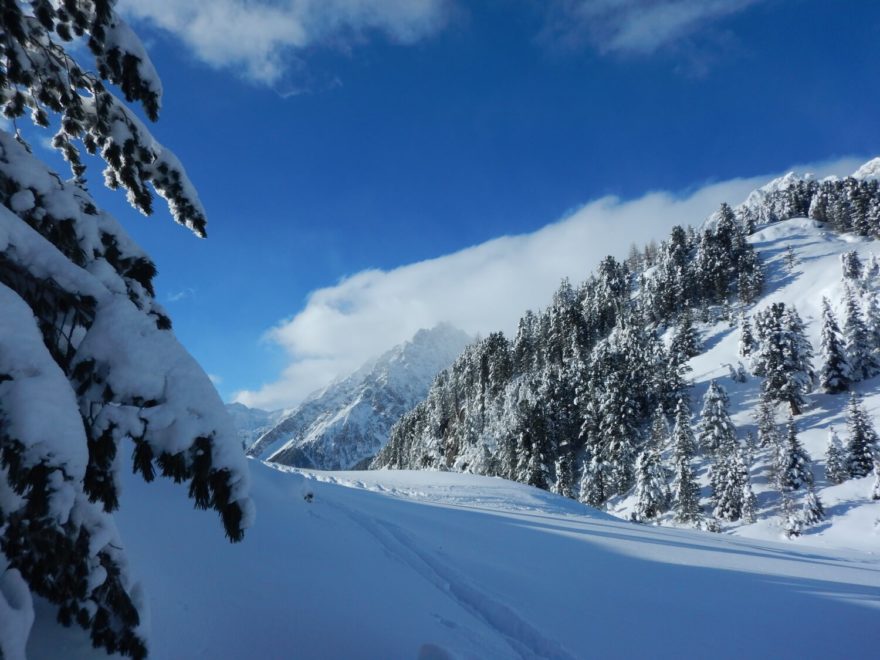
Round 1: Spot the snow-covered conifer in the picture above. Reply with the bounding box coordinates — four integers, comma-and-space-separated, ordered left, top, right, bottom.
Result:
553, 442, 575, 499
579, 456, 606, 508
755, 391, 780, 449
711, 449, 743, 521
824, 428, 848, 484
819, 297, 851, 393
0, 6, 252, 656
698, 380, 736, 455
739, 314, 757, 358
741, 461, 758, 524
841, 250, 863, 280
845, 392, 878, 478
781, 494, 803, 539
872, 458, 880, 501
843, 285, 879, 381
802, 486, 825, 526
634, 447, 670, 521
776, 415, 815, 492
669, 310, 702, 365
671, 397, 696, 462
865, 293, 880, 354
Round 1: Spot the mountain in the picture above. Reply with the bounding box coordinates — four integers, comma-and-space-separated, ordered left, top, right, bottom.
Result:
374, 158, 880, 548
225, 402, 284, 448
29, 461, 880, 658
247, 323, 472, 469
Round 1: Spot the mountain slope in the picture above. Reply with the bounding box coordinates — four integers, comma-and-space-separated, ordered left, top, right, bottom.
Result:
225, 402, 283, 448
248, 324, 471, 469
373, 159, 880, 548
29, 462, 880, 659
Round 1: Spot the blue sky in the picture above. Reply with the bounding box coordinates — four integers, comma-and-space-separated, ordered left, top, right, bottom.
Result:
78, 0, 880, 408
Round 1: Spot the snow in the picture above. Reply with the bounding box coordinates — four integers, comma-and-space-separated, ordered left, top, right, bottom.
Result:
249, 324, 471, 469
29, 461, 880, 659
853, 157, 880, 181
610, 217, 880, 552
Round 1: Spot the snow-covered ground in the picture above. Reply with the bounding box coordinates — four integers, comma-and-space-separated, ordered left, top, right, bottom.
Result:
30, 459, 880, 659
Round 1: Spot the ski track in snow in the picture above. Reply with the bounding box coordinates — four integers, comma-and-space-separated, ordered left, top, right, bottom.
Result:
330, 497, 577, 660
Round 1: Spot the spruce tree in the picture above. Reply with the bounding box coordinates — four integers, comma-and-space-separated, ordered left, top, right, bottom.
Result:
802, 486, 825, 526
579, 455, 606, 508
776, 415, 815, 492
634, 446, 671, 521
741, 456, 758, 524
819, 297, 851, 393
738, 314, 757, 358
865, 293, 880, 356
754, 302, 813, 414
845, 392, 878, 478
553, 441, 575, 499
755, 390, 780, 449
843, 285, 879, 381
0, 5, 252, 656
698, 380, 736, 455
825, 427, 849, 485
669, 310, 702, 364
671, 397, 696, 463
781, 493, 803, 539
872, 458, 880, 500
841, 250, 864, 280
710, 448, 743, 522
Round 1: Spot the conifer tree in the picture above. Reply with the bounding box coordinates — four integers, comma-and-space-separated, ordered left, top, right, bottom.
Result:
753, 302, 813, 414
843, 285, 879, 381
781, 493, 802, 539
738, 314, 757, 358
634, 446, 670, 521
872, 458, 880, 501
845, 392, 878, 478
776, 415, 815, 492
841, 251, 863, 280
755, 390, 780, 449
0, 5, 252, 656
824, 427, 849, 485
671, 397, 696, 463
819, 297, 851, 393
698, 380, 736, 455
553, 441, 575, 499
865, 293, 880, 355
741, 459, 758, 524
579, 456, 606, 508
669, 310, 702, 365
710, 448, 743, 522
802, 486, 825, 526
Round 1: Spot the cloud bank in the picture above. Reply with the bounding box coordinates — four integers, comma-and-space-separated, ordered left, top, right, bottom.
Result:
235, 156, 864, 410
119, 0, 450, 85
544, 0, 764, 54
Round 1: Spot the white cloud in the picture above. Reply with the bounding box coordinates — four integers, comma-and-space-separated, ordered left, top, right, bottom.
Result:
234, 156, 865, 410
208, 373, 224, 386
545, 0, 764, 54
167, 287, 196, 303
119, 0, 450, 86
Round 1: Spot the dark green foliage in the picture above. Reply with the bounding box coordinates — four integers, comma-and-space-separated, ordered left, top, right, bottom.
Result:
845, 392, 878, 478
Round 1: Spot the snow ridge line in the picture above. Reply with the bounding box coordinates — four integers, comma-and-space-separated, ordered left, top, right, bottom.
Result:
329, 499, 576, 660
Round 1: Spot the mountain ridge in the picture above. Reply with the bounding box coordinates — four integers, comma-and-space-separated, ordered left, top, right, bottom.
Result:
247, 323, 471, 469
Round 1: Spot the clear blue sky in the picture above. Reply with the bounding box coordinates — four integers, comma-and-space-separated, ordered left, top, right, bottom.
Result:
80, 1, 880, 406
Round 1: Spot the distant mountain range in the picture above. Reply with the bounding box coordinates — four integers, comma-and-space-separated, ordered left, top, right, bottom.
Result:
243, 323, 471, 469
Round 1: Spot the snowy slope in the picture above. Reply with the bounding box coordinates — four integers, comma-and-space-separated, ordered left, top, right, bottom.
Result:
610, 217, 880, 551
29, 461, 880, 659
248, 324, 471, 469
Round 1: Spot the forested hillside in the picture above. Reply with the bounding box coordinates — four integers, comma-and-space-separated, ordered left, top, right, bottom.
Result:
374, 162, 880, 542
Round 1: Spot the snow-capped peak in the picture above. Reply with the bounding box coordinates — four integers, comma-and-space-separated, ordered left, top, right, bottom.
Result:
245, 324, 472, 469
